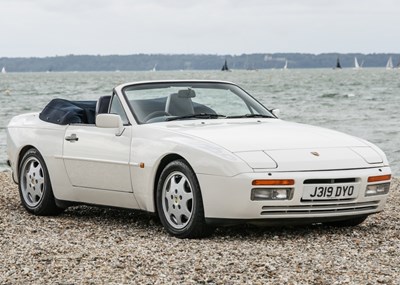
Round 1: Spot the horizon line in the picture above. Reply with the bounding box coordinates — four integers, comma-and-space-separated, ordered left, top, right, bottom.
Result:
1, 52, 400, 59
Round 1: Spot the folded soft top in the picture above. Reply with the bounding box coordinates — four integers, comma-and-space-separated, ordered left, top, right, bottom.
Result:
39, 99, 96, 125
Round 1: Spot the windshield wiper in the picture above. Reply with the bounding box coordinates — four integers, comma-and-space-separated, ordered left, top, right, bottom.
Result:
166, 113, 226, 121
226, 114, 275, 119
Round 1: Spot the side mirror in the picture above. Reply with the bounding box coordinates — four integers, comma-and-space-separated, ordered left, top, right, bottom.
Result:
271, 109, 280, 118
96, 114, 125, 136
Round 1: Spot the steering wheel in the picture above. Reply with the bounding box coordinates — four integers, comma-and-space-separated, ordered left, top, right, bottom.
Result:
143, 111, 171, 122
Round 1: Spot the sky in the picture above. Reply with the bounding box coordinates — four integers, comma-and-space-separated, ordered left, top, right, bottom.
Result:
0, 0, 399, 57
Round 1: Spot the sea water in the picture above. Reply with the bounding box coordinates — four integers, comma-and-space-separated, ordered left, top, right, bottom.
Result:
0, 69, 399, 175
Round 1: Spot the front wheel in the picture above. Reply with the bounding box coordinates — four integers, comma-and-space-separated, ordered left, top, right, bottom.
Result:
18, 148, 64, 216
156, 159, 212, 238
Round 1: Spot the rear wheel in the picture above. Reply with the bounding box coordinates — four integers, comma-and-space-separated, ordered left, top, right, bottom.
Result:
156, 159, 212, 238
19, 148, 64, 216
325, 215, 368, 227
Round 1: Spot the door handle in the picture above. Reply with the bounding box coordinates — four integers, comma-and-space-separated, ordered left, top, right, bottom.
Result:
65, 134, 79, 142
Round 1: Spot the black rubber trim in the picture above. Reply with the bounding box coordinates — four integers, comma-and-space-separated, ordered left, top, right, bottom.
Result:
205, 213, 377, 227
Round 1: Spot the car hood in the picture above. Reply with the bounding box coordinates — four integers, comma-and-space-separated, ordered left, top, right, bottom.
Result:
159, 119, 384, 171
163, 119, 366, 151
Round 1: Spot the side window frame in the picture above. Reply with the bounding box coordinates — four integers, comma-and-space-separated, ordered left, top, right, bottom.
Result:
109, 94, 130, 125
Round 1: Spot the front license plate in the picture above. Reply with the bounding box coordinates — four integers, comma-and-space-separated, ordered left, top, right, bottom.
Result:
302, 184, 359, 200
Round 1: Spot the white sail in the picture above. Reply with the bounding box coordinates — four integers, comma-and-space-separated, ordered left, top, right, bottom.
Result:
283, 60, 288, 70
386, 57, 393, 69
1, 67, 5, 73
354, 57, 361, 69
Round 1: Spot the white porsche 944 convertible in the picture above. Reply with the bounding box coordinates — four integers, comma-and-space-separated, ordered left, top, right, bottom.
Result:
7, 80, 392, 238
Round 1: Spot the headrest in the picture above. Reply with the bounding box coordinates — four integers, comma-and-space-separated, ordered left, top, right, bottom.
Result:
96, 95, 111, 115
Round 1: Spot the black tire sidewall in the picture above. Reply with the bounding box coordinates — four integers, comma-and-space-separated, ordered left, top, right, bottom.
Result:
156, 159, 207, 238
18, 148, 59, 215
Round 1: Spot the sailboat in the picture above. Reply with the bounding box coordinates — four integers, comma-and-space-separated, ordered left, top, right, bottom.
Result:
335, 57, 342, 69
151, 63, 157, 72
1, 66, 6, 73
386, 57, 393, 69
283, 60, 288, 70
221, 59, 230, 71
354, 57, 361, 69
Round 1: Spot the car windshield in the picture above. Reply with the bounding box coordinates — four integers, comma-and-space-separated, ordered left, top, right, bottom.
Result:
123, 82, 274, 124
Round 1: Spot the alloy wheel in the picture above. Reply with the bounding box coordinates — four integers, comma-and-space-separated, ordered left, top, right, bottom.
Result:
20, 157, 45, 207
162, 171, 194, 229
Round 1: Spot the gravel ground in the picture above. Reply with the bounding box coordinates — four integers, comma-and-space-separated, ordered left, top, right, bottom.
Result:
0, 172, 399, 285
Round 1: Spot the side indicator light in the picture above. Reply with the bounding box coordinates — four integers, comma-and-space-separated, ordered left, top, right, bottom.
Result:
252, 179, 295, 186
368, 174, 391, 183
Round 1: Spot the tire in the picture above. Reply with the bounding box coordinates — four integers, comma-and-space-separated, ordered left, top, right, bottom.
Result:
325, 215, 368, 227
18, 148, 64, 216
156, 159, 212, 238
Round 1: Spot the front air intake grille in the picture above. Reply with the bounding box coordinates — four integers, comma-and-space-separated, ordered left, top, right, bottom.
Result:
260, 201, 379, 216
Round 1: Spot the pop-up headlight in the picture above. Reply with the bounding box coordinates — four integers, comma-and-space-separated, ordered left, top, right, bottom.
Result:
235, 151, 277, 169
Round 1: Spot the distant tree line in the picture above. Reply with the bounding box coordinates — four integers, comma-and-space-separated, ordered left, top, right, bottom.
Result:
0, 53, 399, 72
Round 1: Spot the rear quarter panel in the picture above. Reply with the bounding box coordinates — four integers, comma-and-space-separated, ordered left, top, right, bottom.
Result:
7, 113, 72, 199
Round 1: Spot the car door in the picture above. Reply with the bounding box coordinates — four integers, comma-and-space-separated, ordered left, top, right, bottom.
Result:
62, 95, 133, 192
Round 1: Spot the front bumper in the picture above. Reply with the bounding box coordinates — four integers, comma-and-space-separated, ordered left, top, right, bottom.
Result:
197, 166, 391, 221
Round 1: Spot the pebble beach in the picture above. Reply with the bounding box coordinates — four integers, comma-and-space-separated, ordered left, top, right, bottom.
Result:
1, 172, 399, 284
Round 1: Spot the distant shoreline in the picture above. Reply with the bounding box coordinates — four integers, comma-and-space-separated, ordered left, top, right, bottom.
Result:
1, 53, 399, 72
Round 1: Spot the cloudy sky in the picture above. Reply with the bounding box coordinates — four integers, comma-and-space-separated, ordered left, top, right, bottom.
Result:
0, 0, 399, 57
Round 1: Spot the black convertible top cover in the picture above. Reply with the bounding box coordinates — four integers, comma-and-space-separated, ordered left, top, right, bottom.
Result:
39, 99, 96, 125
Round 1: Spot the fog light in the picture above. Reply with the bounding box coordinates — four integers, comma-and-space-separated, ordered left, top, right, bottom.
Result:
365, 182, 390, 196
251, 188, 293, 200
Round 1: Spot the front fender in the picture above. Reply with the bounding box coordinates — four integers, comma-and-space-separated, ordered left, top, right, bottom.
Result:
129, 127, 253, 212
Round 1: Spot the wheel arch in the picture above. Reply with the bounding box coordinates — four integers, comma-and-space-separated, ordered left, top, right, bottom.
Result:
153, 153, 193, 213
17, 144, 65, 215
152, 153, 212, 238
15, 145, 37, 183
